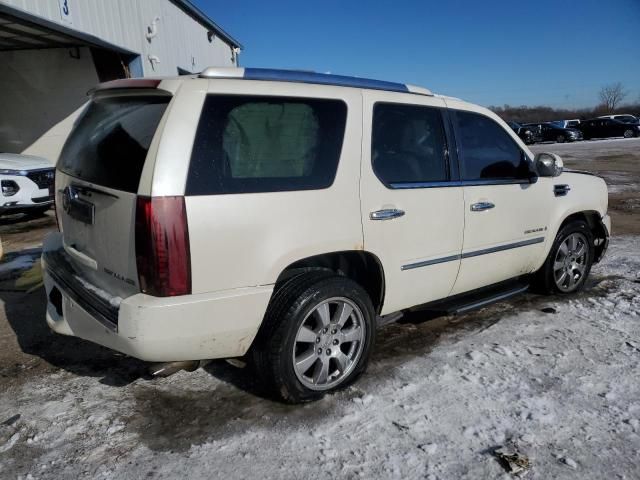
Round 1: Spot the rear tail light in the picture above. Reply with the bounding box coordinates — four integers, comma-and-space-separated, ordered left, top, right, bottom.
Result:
135, 196, 191, 297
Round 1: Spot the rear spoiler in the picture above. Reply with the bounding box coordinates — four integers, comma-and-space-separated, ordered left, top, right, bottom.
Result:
88, 79, 171, 96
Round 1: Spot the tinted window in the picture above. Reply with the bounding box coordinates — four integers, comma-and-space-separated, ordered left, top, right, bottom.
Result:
372, 103, 448, 185
59, 95, 170, 193
187, 95, 347, 195
453, 110, 528, 181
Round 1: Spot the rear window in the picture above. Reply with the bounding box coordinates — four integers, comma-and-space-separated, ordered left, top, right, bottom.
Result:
59, 94, 170, 193
186, 95, 347, 195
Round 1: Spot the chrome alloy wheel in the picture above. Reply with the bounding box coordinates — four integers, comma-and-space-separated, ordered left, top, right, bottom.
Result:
292, 297, 366, 391
553, 232, 589, 292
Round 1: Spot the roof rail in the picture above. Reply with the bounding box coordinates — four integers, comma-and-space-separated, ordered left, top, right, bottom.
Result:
199, 67, 433, 96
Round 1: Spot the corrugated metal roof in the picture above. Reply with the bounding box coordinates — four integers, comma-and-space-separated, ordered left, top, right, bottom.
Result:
170, 0, 243, 49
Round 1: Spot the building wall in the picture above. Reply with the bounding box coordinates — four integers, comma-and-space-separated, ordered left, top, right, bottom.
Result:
0, 0, 237, 75
0, 47, 98, 154
0, 0, 239, 159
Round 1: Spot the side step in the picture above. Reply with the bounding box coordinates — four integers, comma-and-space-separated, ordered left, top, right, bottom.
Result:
375, 279, 530, 327
448, 284, 529, 314
407, 278, 531, 317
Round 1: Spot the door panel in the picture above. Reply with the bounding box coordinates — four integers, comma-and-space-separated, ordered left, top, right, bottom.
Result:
451, 182, 551, 295
447, 105, 552, 295
359, 92, 464, 315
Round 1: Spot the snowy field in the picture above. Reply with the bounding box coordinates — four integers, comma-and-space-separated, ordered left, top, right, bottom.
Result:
0, 138, 639, 479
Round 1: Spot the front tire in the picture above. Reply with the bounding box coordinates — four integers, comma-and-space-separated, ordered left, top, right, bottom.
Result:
534, 220, 594, 294
251, 273, 376, 403
623, 129, 634, 138
556, 134, 566, 143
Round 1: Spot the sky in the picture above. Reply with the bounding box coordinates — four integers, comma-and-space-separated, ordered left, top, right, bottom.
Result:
196, 0, 640, 109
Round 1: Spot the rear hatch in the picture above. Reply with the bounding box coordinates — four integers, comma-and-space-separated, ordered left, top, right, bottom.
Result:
55, 89, 171, 300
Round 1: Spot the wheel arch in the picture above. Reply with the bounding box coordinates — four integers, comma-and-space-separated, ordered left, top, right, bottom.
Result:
552, 210, 609, 263
274, 250, 386, 314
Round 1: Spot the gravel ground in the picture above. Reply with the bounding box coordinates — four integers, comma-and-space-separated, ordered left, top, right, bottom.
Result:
0, 137, 638, 479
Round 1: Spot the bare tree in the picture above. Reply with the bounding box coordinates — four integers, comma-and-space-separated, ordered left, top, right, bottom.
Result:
599, 82, 627, 112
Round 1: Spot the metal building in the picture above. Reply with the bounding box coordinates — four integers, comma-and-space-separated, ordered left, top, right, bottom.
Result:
0, 0, 242, 160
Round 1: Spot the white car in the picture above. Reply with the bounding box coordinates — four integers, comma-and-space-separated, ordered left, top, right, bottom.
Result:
0, 153, 55, 216
597, 114, 639, 124
42, 69, 610, 402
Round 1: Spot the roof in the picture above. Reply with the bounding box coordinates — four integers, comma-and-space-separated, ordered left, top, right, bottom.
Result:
199, 67, 433, 95
171, 0, 243, 49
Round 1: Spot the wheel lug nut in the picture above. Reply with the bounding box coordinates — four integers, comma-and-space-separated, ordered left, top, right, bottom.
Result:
316, 337, 320, 343
333, 339, 339, 345
326, 349, 331, 355
331, 329, 337, 335
317, 348, 322, 355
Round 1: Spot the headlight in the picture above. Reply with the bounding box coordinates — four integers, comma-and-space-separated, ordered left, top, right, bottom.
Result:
1, 180, 19, 196
0, 169, 27, 176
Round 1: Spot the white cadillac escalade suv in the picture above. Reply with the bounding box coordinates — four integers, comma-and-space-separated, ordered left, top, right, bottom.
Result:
42, 68, 610, 402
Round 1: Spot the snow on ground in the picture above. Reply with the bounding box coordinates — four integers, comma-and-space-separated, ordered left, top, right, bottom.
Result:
0, 236, 639, 479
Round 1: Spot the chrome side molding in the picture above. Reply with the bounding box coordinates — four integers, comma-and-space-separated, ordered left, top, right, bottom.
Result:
401, 237, 545, 271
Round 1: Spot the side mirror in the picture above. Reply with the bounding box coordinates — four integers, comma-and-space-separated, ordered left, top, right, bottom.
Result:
534, 152, 564, 177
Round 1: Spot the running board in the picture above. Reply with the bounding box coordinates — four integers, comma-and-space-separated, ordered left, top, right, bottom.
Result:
377, 279, 530, 327
449, 284, 529, 314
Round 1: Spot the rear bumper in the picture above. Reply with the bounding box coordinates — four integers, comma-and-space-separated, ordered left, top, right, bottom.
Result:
42, 233, 273, 362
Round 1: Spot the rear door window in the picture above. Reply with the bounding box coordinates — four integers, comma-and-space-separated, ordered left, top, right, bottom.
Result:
59, 94, 170, 193
187, 95, 347, 195
371, 103, 449, 186
452, 110, 529, 181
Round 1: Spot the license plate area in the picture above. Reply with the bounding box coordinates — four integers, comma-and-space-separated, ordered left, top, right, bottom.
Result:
62, 185, 95, 225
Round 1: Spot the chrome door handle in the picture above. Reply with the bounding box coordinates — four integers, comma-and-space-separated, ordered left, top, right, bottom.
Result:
470, 202, 495, 212
370, 208, 405, 220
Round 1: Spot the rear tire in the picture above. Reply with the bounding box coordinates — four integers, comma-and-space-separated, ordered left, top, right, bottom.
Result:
251, 273, 376, 403
533, 220, 594, 294
556, 134, 566, 143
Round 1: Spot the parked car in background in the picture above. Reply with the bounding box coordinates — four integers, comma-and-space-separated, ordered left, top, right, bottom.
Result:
524, 122, 583, 143
597, 114, 639, 124
507, 121, 541, 144
551, 119, 581, 129
0, 153, 54, 216
578, 118, 640, 139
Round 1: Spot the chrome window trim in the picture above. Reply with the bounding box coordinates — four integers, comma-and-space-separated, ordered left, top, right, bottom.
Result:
400, 237, 545, 271
390, 178, 531, 189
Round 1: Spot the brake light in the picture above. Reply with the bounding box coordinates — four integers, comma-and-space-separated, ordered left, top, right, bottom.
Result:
135, 196, 191, 297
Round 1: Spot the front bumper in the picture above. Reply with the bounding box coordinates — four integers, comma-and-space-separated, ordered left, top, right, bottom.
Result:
0, 172, 53, 214
594, 214, 611, 263
42, 233, 273, 362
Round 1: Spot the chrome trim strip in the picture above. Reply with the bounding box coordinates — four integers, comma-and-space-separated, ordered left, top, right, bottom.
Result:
400, 237, 545, 271
390, 179, 531, 189
461, 237, 545, 259
401, 254, 461, 271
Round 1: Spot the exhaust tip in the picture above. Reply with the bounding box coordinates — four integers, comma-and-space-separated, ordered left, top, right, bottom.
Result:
148, 360, 201, 378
